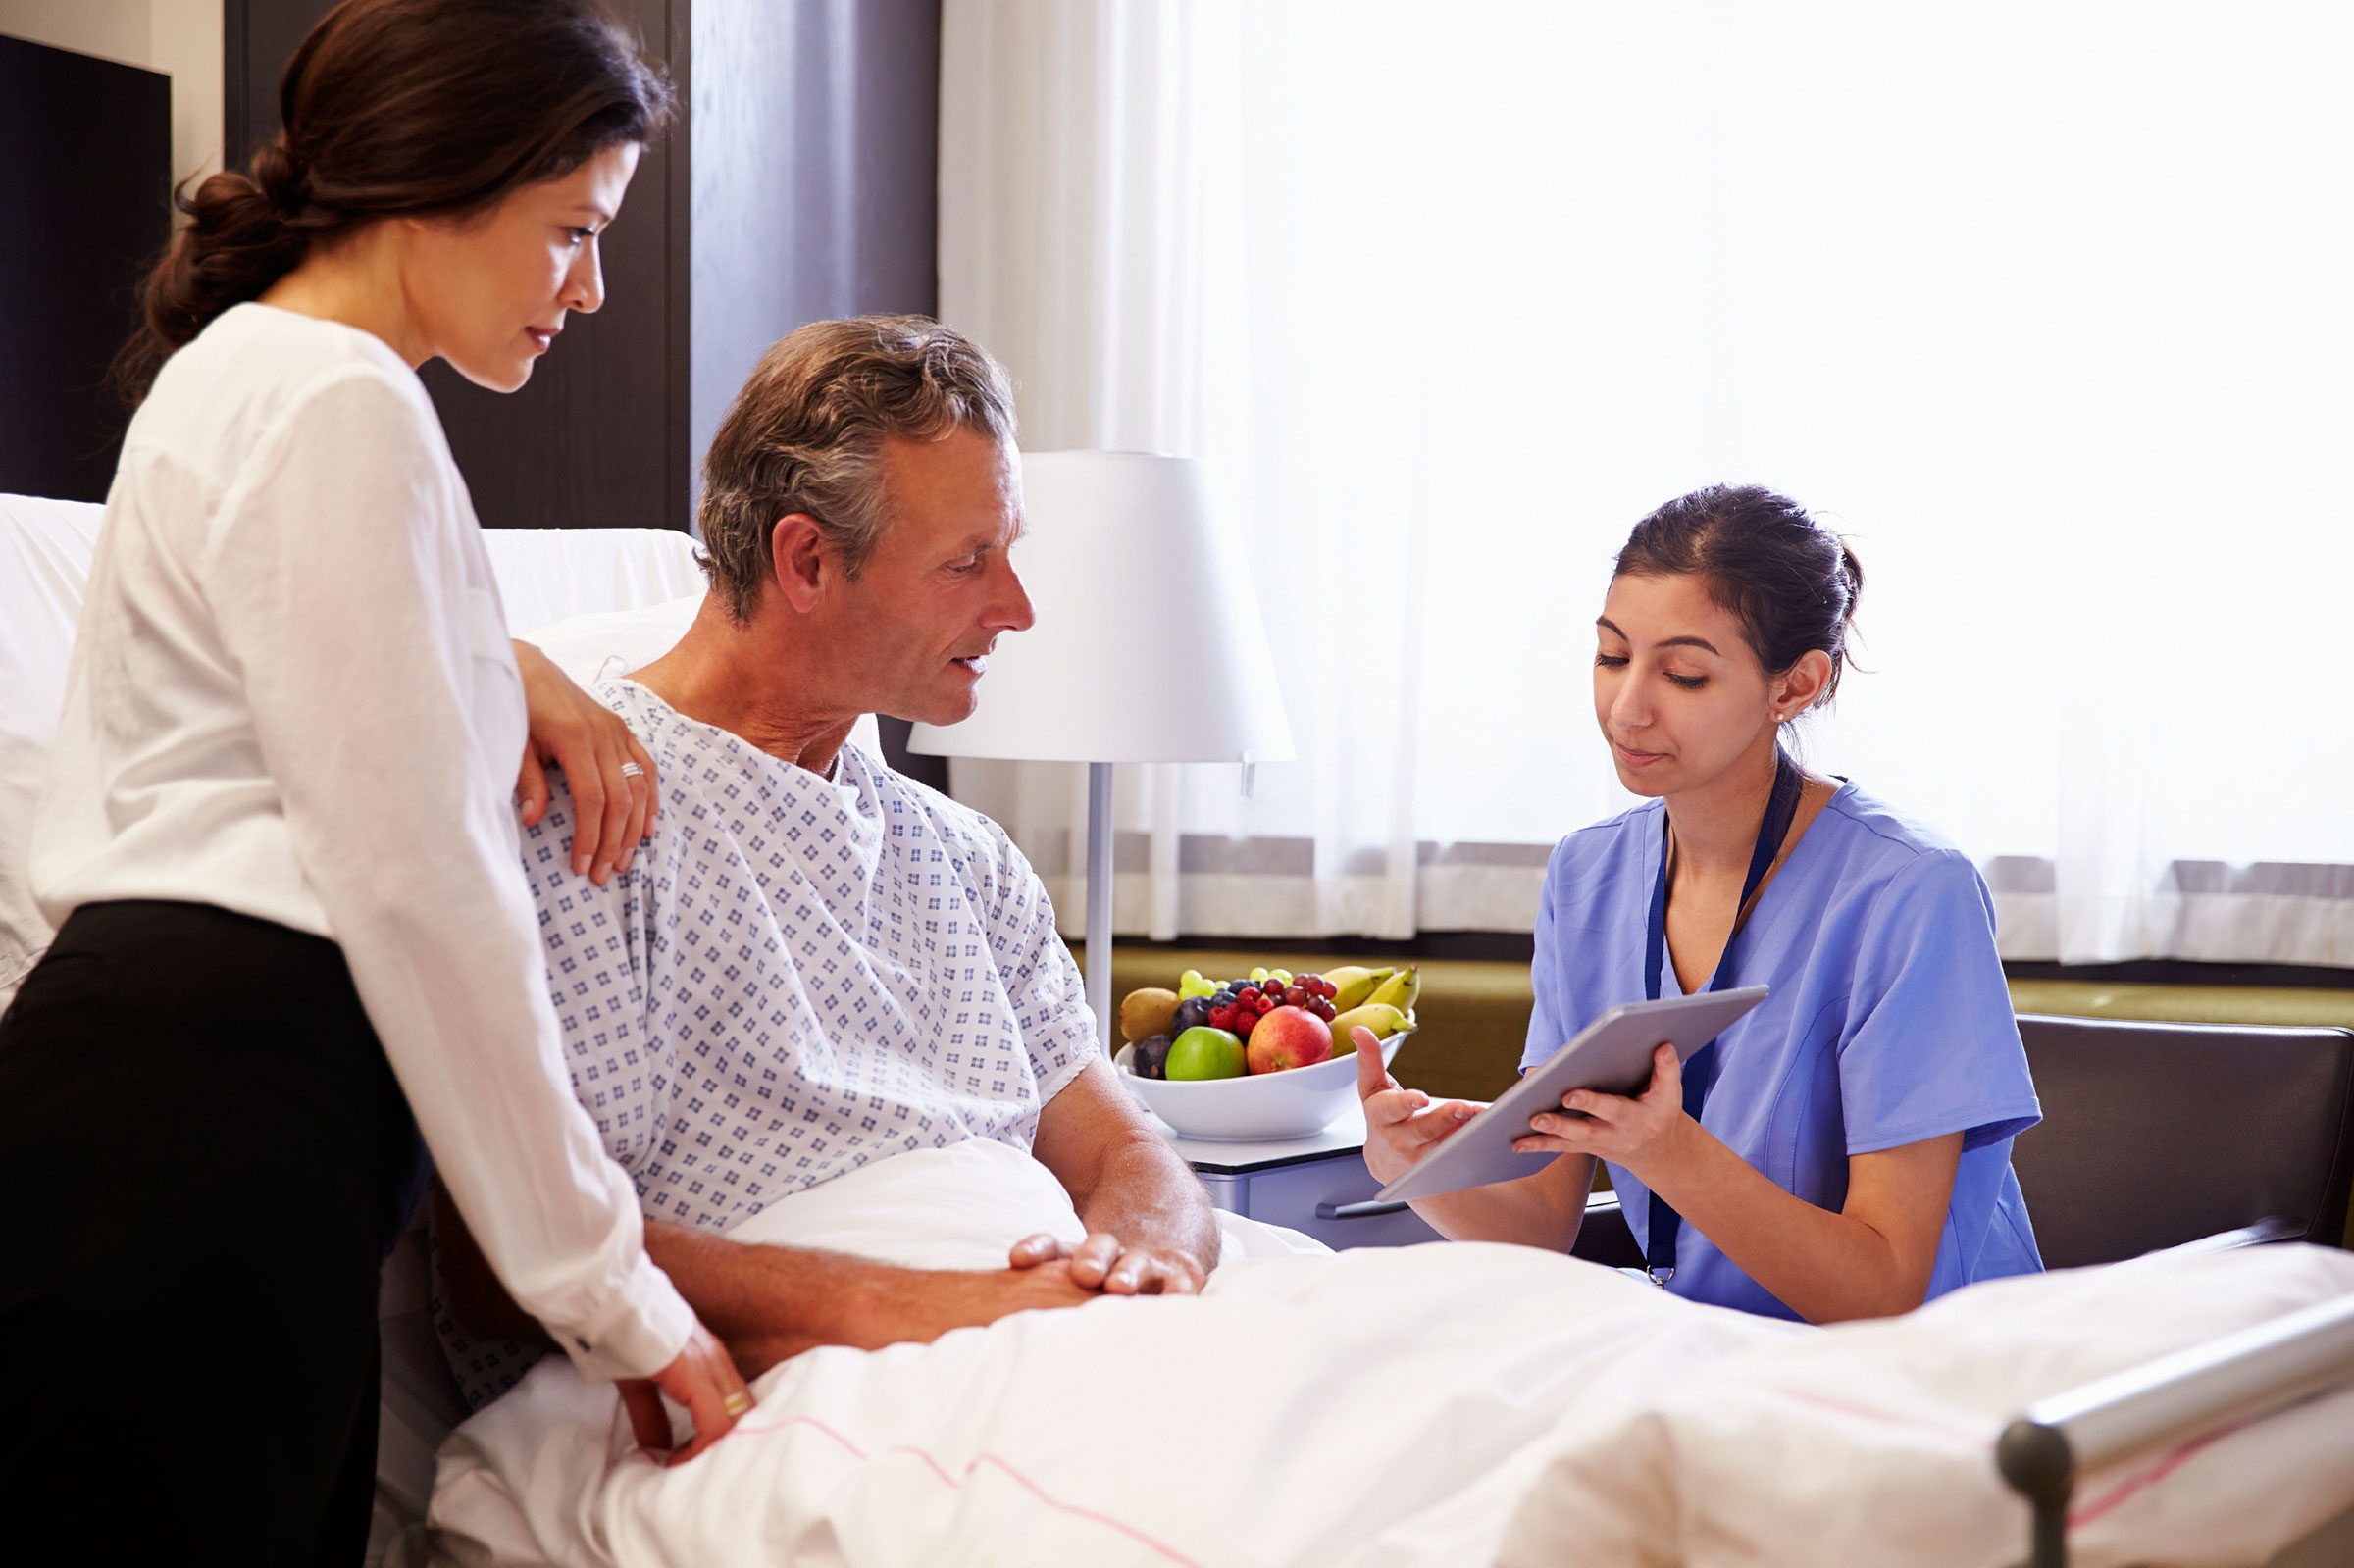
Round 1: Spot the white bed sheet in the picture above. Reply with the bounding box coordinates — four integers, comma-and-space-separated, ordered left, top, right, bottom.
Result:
422, 1141, 2354, 1568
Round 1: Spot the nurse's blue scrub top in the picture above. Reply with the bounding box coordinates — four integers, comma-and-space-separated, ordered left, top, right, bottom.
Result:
1521, 781, 2044, 1319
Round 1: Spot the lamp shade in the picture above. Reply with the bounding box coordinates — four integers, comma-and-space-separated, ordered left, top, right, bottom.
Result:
907, 451, 1294, 765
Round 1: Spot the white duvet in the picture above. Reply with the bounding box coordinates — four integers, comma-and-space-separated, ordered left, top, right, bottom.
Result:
424, 1142, 2354, 1568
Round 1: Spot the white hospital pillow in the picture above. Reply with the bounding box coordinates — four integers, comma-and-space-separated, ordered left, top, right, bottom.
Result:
521, 595, 888, 759
0, 495, 104, 1010
519, 593, 704, 688
479, 526, 705, 638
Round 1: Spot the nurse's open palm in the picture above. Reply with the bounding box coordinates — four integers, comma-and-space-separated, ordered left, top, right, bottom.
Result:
1355, 1026, 1479, 1187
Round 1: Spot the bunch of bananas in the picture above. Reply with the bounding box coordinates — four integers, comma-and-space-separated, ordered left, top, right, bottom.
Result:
1318, 963, 1420, 1047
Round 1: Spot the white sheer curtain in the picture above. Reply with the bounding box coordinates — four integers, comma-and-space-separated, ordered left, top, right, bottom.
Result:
939, 0, 2354, 964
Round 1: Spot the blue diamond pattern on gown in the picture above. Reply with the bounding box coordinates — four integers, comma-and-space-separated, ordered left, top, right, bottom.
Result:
433, 678, 1097, 1408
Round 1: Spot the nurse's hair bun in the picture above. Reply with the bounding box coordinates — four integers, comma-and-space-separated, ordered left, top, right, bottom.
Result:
113, 0, 674, 405
1613, 484, 1863, 708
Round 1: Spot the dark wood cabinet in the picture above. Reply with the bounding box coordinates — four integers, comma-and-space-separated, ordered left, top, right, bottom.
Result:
0, 37, 172, 503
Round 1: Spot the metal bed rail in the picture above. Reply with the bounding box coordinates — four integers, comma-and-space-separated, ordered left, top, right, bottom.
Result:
1997, 1289, 2354, 1568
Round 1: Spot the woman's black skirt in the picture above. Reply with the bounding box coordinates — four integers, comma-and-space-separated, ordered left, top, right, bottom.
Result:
0, 899, 428, 1566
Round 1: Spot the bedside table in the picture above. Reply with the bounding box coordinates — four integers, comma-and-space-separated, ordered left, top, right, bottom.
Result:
1145, 1104, 1443, 1251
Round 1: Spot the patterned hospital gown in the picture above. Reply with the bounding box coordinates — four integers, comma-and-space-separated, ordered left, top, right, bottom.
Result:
434, 678, 1097, 1408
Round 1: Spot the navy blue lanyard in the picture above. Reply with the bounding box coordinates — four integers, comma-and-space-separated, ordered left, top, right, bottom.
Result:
1638, 746, 1804, 1286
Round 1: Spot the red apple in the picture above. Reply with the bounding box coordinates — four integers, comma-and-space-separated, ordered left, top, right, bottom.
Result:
1246, 1005, 1334, 1074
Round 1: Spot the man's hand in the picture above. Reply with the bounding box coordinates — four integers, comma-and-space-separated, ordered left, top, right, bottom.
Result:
1028, 1059, 1222, 1292
511, 637, 656, 885
1005, 1231, 1206, 1295
617, 1322, 755, 1466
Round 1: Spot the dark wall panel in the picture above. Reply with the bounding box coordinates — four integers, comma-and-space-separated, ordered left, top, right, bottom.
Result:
689, 0, 941, 483
0, 36, 172, 502
225, 0, 690, 531
690, 0, 943, 786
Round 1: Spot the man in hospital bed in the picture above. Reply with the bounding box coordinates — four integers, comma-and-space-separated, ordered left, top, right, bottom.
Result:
423, 318, 2354, 1567
431, 315, 1221, 1413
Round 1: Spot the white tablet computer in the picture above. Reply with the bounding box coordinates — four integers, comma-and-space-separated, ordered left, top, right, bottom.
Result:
1372, 986, 1769, 1205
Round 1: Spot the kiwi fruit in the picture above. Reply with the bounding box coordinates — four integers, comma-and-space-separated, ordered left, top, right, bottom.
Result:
1118, 986, 1181, 1042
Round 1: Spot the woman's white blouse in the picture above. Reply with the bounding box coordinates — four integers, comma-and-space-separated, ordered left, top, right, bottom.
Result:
32, 304, 691, 1381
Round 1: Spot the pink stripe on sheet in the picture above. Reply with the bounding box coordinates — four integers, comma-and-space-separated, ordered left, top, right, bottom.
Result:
1778, 1388, 1990, 1441
724, 1412, 1203, 1567
1774, 1388, 2258, 1530
2067, 1419, 2250, 1528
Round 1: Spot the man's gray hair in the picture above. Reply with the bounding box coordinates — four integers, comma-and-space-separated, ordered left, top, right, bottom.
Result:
695, 315, 1018, 621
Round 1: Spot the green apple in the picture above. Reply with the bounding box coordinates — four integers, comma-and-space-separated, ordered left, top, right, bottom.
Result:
1165, 1026, 1248, 1081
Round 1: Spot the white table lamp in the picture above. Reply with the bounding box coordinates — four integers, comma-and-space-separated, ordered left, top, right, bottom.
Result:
908, 450, 1294, 1050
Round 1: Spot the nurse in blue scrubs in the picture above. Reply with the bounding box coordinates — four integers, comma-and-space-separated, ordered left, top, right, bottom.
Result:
1356, 483, 2042, 1323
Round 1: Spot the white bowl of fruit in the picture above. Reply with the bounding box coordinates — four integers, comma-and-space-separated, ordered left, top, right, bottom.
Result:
1113, 964, 1420, 1141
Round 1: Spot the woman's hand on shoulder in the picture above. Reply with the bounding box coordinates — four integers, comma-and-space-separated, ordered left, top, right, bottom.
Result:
1512, 1042, 1693, 1178
511, 638, 656, 885
1354, 1026, 1478, 1186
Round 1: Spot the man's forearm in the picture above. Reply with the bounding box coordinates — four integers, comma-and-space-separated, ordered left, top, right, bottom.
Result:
640, 1221, 885, 1369
641, 1223, 1104, 1377
439, 1171, 892, 1362
440, 1192, 1105, 1383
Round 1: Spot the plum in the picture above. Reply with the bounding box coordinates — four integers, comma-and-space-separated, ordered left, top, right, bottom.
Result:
1131, 1033, 1175, 1079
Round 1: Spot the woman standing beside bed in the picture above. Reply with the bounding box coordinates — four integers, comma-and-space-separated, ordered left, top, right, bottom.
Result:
1357, 485, 2043, 1323
0, 2, 746, 1558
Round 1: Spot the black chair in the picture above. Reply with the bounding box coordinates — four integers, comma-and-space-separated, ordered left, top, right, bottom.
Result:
1570, 1189, 1642, 1269
2012, 1013, 2354, 1267
1569, 1014, 2354, 1273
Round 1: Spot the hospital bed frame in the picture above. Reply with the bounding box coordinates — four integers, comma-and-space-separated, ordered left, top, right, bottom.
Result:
1997, 1271, 2354, 1568
1561, 1015, 2354, 1565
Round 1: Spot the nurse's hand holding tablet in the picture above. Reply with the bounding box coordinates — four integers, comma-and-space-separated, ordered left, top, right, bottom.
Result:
1354, 1023, 1712, 1236
1356, 485, 2045, 1325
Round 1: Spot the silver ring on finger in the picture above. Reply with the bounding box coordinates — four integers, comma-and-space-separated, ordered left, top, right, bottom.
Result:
620, 761, 645, 779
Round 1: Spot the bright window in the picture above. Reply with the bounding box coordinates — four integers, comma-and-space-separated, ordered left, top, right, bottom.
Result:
941, 1, 2354, 961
